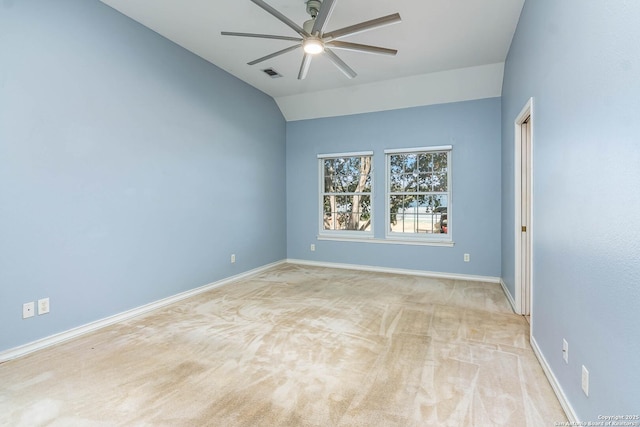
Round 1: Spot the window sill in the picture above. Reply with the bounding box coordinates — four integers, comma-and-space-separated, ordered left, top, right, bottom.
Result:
317, 236, 454, 247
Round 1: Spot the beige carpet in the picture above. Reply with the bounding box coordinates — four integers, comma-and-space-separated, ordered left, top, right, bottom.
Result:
0, 264, 566, 426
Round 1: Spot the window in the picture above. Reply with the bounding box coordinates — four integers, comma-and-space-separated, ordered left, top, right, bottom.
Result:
319, 152, 373, 236
385, 146, 451, 241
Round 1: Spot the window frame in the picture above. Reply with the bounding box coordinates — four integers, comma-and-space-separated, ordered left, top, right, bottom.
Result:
318, 151, 374, 239
384, 145, 452, 243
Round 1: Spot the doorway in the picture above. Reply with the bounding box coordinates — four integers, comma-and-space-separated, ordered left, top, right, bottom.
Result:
515, 98, 533, 319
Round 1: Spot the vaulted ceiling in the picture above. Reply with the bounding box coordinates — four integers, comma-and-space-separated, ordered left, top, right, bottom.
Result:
99, 0, 524, 119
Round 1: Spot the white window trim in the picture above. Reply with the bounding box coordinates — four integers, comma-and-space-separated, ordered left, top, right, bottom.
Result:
318, 151, 373, 159
318, 151, 374, 239
384, 146, 453, 243
383, 145, 452, 154
317, 235, 454, 247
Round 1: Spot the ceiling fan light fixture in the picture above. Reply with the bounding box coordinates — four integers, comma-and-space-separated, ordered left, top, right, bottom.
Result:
303, 37, 324, 54
222, 0, 401, 80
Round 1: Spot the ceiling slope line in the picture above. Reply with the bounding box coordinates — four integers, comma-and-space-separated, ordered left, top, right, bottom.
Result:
275, 62, 505, 121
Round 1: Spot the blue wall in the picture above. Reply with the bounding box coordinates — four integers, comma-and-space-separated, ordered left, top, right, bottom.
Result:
287, 99, 502, 277
501, 0, 640, 418
0, 0, 286, 352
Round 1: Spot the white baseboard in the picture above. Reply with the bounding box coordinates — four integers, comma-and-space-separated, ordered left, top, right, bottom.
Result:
530, 335, 578, 423
500, 278, 517, 313
0, 260, 286, 363
286, 258, 501, 283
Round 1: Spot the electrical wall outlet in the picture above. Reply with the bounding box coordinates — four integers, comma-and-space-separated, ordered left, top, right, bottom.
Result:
38, 297, 50, 315
230, 253, 236, 263
562, 339, 568, 363
23, 302, 35, 319
310, 244, 316, 252
464, 253, 470, 262
581, 365, 589, 396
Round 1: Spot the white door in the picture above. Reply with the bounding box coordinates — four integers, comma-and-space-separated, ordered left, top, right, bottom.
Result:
514, 98, 533, 318
520, 116, 532, 316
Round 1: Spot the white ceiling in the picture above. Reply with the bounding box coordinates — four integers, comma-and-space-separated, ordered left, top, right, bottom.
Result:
99, 0, 524, 119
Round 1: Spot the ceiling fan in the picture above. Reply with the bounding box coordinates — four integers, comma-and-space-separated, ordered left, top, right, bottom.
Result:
221, 0, 401, 80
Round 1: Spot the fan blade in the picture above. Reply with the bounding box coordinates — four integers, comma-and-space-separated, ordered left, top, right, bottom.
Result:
311, 0, 337, 35
250, 0, 310, 37
298, 54, 313, 80
221, 32, 302, 42
323, 13, 401, 41
248, 44, 301, 66
325, 41, 397, 56
323, 48, 356, 79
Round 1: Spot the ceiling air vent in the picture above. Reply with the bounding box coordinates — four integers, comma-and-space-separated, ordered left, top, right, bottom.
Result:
262, 68, 282, 78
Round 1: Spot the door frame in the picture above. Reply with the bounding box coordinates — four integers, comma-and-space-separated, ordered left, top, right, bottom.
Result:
514, 98, 534, 316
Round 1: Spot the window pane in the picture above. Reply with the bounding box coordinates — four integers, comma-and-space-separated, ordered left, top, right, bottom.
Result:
336, 195, 350, 213
324, 175, 333, 192
433, 172, 447, 191
416, 195, 429, 213
323, 215, 332, 230
335, 212, 348, 230
340, 173, 354, 191
403, 174, 417, 192
347, 157, 360, 172
390, 177, 402, 192
320, 155, 372, 234
390, 154, 405, 175
361, 173, 372, 192
418, 173, 430, 192
433, 152, 447, 172
387, 149, 450, 237
390, 211, 404, 232
358, 195, 371, 218
417, 214, 434, 233
432, 196, 448, 234
389, 195, 402, 227
324, 159, 335, 174
418, 153, 431, 172
404, 154, 417, 173
323, 196, 332, 214
390, 195, 448, 235
323, 195, 335, 230
392, 210, 423, 233
323, 159, 334, 192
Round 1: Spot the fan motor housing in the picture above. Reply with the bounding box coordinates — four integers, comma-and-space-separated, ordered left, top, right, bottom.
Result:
306, 0, 321, 18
